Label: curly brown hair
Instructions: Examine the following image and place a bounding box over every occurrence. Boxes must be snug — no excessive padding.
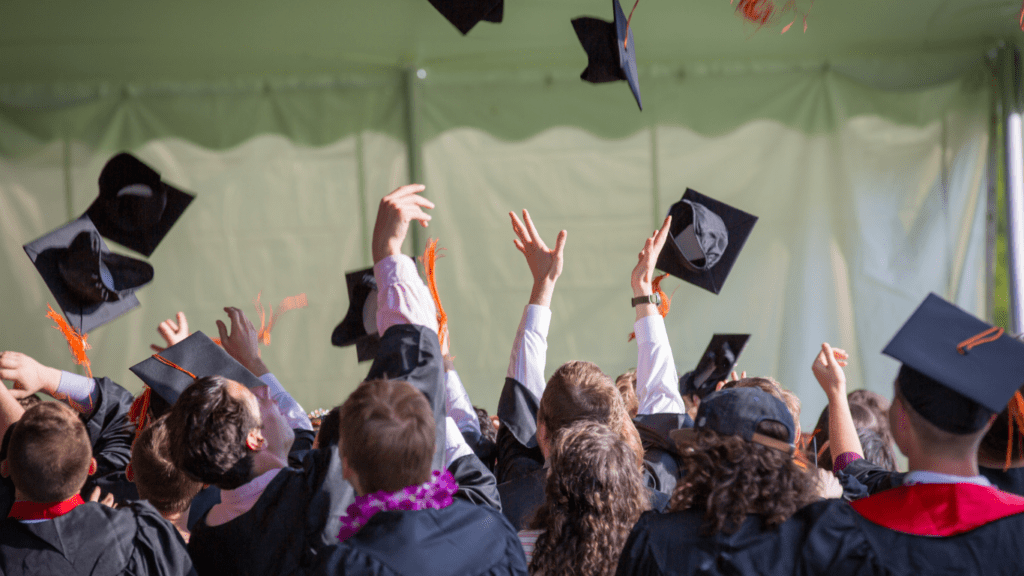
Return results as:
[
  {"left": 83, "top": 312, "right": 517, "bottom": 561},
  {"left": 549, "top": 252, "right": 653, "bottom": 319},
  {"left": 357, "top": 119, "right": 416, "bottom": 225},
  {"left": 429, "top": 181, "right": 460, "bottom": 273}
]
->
[
  {"left": 669, "top": 420, "right": 818, "bottom": 536},
  {"left": 527, "top": 421, "right": 650, "bottom": 576}
]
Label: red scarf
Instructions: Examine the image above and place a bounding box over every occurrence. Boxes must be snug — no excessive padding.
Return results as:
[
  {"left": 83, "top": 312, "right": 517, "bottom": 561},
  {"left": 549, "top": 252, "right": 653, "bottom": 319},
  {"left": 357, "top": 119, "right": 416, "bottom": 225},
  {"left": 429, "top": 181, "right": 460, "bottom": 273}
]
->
[{"left": 8, "top": 495, "right": 85, "bottom": 521}]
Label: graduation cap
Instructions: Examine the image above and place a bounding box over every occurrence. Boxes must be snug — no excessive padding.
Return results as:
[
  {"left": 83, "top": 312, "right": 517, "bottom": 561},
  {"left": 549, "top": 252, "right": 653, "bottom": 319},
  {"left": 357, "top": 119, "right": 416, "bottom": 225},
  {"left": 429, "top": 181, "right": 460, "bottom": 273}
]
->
[
  {"left": 655, "top": 188, "right": 758, "bottom": 294},
  {"left": 331, "top": 267, "right": 381, "bottom": 363},
  {"left": 883, "top": 293, "right": 1024, "bottom": 434},
  {"left": 428, "top": 0, "right": 503, "bottom": 35},
  {"left": 678, "top": 334, "right": 750, "bottom": 399},
  {"left": 85, "top": 152, "right": 195, "bottom": 257},
  {"left": 671, "top": 387, "right": 796, "bottom": 454},
  {"left": 24, "top": 216, "right": 153, "bottom": 334},
  {"left": 572, "top": 0, "right": 642, "bottom": 110}
]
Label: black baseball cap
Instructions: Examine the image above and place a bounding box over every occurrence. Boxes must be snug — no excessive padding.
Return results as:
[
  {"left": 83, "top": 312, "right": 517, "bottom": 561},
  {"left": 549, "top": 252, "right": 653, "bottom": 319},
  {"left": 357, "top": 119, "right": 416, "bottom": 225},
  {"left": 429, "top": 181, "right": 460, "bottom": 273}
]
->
[
  {"left": 656, "top": 188, "right": 758, "bottom": 294},
  {"left": 883, "top": 293, "right": 1024, "bottom": 434},
  {"left": 24, "top": 216, "right": 152, "bottom": 334},
  {"left": 671, "top": 387, "right": 796, "bottom": 454},
  {"left": 427, "top": 0, "right": 503, "bottom": 35},
  {"left": 572, "top": 0, "right": 642, "bottom": 110},
  {"left": 85, "top": 153, "right": 195, "bottom": 257},
  {"left": 331, "top": 267, "right": 381, "bottom": 363},
  {"left": 679, "top": 334, "right": 750, "bottom": 399}
]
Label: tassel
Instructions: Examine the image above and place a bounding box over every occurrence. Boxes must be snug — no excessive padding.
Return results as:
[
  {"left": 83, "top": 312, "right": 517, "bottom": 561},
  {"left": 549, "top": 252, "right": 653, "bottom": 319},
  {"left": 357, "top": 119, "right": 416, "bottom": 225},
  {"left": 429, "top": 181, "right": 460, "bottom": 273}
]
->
[
  {"left": 128, "top": 386, "right": 152, "bottom": 436},
  {"left": 628, "top": 273, "right": 672, "bottom": 342},
  {"left": 422, "top": 239, "right": 449, "bottom": 351},
  {"left": 1006, "top": 391, "right": 1024, "bottom": 471},
  {"left": 211, "top": 292, "right": 309, "bottom": 347},
  {"left": 45, "top": 304, "right": 92, "bottom": 378}
]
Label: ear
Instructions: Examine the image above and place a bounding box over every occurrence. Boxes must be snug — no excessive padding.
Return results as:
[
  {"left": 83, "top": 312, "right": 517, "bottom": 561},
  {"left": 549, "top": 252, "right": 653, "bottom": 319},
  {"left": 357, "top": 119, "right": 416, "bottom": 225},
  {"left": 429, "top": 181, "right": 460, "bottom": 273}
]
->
[
  {"left": 88, "top": 458, "right": 97, "bottom": 476},
  {"left": 125, "top": 462, "right": 135, "bottom": 482},
  {"left": 0, "top": 460, "right": 8, "bottom": 478},
  {"left": 245, "top": 428, "right": 266, "bottom": 451}
]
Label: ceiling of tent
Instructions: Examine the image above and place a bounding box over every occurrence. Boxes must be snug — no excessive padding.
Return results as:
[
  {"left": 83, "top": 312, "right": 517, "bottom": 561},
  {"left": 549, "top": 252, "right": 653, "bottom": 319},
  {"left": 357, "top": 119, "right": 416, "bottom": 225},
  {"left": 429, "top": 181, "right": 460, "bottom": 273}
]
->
[{"left": 2, "top": 0, "right": 1023, "bottom": 86}]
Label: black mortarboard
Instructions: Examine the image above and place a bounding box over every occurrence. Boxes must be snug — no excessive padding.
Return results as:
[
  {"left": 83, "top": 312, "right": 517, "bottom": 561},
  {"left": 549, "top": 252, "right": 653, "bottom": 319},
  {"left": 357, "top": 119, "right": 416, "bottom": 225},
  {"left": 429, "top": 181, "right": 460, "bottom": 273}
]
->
[
  {"left": 656, "top": 188, "right": 758, "bottom": 294},
  {"left": 85, "top": 152, "right": 195, "bottom": 257},
  {"left": 571, "top": 0, "right": 642, "bottom": 110},
  {"left": 130, "top": 331, "right": 264, "bottom": 405},
  {"left": 679, "top": 334, "right": 750, "bottom": 399},
  {"left": 883, "top": 293, "right": 1024, "bottom": 434},
  {"left": 331, "top": 267, "right": 381, "bottom": 363},
  {"left": 24, "top": 216, "right": 153, "bottom": 334},
  {"left": 427, "top": 0, "right": 503, "bottom": 35}
]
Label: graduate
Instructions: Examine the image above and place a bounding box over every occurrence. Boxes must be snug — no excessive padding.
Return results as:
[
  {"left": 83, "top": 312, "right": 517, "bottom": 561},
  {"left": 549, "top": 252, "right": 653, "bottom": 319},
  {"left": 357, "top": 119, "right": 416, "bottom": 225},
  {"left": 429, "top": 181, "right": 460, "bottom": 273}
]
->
[
  {"left": 130, "top": 415, "right": 204, "bottom": 542},
  {"left": 0, "top": 400, "right": 194, "bottom": 575},
  {"left": 804, "top": 294, "right": 1024, "bottom": 575},
  {"left": 310, "top": 378, "right": 528, "bottom": 576}
]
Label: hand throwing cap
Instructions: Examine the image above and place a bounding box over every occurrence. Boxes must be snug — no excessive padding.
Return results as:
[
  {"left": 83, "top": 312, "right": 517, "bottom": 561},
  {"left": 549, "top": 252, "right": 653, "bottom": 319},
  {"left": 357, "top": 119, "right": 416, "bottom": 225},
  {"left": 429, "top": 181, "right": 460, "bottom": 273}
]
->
[
  {"left": 883, "top": 293, "right": 1024, "bottom": 434},
  {"left": 656, "top": 188, "right": 758, "bottom": 294},
  {"left": 428, "top": 0, "right": 503, "bottom": 35},
  {"left": 85, "top": 152, "right": 195, "bottom": 257},
  {"left": 671, "top": 387, "right": 796, "bottom": 454},
  {"left": 331, "top": 267, "right": 381, "bottom": 363},
  {"left": 24, "top": 215, "right": 153, "bottom": 333},
  {"left": 130, "top": 331, "right": 265, "bottom": 405},
  {"left": 679, "top": 334, "right": 750, "bottom": 399},
  {"left": 572, "top": 0, "right": 642, "bottom": 110}
]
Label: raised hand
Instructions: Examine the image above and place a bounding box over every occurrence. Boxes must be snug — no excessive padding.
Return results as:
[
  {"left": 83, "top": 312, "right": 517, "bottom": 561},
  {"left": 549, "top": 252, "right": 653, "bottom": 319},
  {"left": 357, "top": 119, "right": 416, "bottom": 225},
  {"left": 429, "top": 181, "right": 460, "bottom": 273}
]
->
[
  {"left": 812, "top": 343, "right": 849, "bottom": 400},
  {"left": 151, "top": 312, "right": 190, "bottom": 353},
  {"left": 0, "top": 351, "right": 61, "bottom": 399},
  {"left": 509, "top": 209, "right": 567, "bottom": 307},
  {"left": 372, "top": 184, "right": 435, "bottom": 264},
  {"left": 631, "top": 215, "right": 672, "bottom": 297},
  {"left": 217, "top": 307, "right": 269, "bottom": 377}
]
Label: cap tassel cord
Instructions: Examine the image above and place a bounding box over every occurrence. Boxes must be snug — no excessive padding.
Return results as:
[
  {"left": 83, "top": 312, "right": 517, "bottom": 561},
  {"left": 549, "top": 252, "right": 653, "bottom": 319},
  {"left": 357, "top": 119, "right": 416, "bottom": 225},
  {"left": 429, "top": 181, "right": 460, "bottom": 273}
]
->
[
  {"left": 956, "top": 326, "right": 1004, "bottom": 355},
  {"left": 45, "top": 304, "right": 92, "bottom": 378},
  {"left": 628, "top": 273, "right": 672, "bottom": 342},
  {"left": 1007, "top": 391, "right": 1024, "bottom": 471},
  {"left": 623, "top": 0, "right": 640, "bottom": 49},
  {"left": 128, "top": 387, "right": 152, "bottom": 436},
  {"left": 422, "top": 239, "right": 449, "bottom": 351}
]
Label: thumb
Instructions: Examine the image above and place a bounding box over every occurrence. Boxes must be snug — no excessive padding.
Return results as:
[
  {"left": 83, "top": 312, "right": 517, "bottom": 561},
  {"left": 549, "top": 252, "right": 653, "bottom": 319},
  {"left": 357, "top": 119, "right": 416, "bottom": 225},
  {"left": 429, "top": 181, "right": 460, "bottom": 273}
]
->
[{"left": 150, "top": 344, "right": 166, "bottom": 353}]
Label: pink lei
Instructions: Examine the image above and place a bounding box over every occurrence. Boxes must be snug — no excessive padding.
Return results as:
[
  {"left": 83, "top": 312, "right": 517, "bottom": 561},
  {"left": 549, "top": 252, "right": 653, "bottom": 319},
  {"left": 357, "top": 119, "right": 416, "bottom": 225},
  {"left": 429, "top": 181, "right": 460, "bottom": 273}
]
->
[{"left": 337, "top": 470, "right": 458, "bottom": 541}]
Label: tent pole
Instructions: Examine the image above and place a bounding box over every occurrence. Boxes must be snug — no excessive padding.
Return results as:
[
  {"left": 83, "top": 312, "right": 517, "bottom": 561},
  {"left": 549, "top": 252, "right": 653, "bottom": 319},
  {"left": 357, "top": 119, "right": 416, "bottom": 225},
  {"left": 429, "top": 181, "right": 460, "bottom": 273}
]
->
[
  {"left": 1001, "top": 44, "right": 1024, "bottom": 334},
  {"left": 403, "top": 68, "right": 424, "bottom": 255}
]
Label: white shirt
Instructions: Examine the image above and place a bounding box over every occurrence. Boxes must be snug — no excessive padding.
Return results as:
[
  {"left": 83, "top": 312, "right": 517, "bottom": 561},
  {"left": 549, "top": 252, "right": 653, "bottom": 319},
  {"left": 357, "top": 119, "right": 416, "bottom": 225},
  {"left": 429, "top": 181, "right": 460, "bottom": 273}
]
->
[
  {"left": 633, "top": 314, "right": 686, "bottom": 415},
  {"left": 507, "top": 304, "right": 551, "bottom": 401}
]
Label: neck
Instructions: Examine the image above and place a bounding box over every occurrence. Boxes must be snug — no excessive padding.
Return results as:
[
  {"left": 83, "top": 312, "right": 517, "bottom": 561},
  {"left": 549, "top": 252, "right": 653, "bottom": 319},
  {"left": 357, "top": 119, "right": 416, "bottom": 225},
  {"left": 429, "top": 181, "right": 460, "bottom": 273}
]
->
[
  {"left": 250, "top": 450, "right": 288, "bottom": 477},
  {"left": 162, "top": 508, "right": 191, "bottom": 543},
  {"left": 908, "top": 452, "right": 981, "bottom": 478}
]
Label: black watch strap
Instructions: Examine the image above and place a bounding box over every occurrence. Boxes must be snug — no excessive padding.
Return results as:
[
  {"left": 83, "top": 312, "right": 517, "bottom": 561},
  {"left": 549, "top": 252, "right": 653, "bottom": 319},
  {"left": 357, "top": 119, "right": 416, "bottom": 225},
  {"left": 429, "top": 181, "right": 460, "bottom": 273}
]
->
[{"left": 631, "top": 294, "right": 661, "bottom": 307}]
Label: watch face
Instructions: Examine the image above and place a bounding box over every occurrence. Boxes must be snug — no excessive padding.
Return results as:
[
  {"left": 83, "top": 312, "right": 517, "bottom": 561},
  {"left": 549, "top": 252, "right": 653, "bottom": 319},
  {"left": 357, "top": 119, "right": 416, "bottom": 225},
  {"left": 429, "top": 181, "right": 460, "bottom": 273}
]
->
[{"left": 652, "top": 293, "right": 662, "bottom": 306}]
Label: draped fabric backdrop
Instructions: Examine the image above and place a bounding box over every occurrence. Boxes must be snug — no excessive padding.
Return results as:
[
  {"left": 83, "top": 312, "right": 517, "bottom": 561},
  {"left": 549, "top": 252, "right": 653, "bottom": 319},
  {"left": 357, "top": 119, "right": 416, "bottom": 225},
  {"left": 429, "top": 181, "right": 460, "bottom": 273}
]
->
[{"left": 0, "top": 59, "right": 993, "bottom": 428}]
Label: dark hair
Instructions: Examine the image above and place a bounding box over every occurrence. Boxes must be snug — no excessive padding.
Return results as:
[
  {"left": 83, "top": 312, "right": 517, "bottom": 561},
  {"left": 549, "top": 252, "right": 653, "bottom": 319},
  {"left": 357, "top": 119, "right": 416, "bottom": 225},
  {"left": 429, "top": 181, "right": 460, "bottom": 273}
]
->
[
  {"left": 132, "top": 415, "right": 203, "bottom": 515},
  {"left": 528, "top": 421, "right": 649, "bottom": 576},
  {"left": 616, "top": 369, "right": 639, "bottom": 419},
  {"left": 16, "top": 394, "right": 42, "bottom": 410},
  {"left": 339, "top": 379, "right": 434, "bottom": 494},
  {"left": 857, "top": 427, "right": 898, "bottom": 472},
  {"left": 670, "top": 420, "right": 818, "bottom": 535},
  {"left": 316, "top": 406, "right": 342, "bottom": 450},
  {"left": 165, "top": 375, "right": 259, "bottom": 490},
  {"left": 475, "top": 406, "right": 497, "bottom": 445},
  {"left": 978, "top": 385, "right": 1024, "bottom": 465},
  {"left": 8, "top": 402, "right": 92, "bottom": 502}
]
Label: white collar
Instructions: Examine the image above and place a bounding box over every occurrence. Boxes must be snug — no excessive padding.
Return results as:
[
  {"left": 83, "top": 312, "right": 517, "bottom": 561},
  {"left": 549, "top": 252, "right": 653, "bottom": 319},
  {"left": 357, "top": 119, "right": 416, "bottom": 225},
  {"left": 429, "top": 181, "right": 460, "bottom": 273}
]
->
[{"left": 903, "top": 470, "right": 991, "bottom": 487}]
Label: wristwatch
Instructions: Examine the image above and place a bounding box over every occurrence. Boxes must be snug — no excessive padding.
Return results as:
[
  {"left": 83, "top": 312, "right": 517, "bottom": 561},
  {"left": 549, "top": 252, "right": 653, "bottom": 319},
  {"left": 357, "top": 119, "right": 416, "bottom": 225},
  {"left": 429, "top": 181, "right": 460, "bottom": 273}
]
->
[{"left": 631, "top": 293, "right": 662, "bottom": 307}]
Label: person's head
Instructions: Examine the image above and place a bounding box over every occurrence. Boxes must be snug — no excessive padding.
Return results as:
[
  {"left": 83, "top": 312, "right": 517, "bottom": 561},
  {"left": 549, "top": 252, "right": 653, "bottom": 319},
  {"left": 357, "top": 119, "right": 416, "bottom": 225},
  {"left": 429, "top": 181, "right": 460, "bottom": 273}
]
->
[
  {"left": 131, "top": 414, "right": 203, "bottom": 516},
  {"left": 166, "top": 375, "right": 292, "bottom": 489},
  {"left": 723, "top": 377, "right": 802, "bottom": 439},
  {"left": 338, "top": 379, "right": 435, "bottom": 495},
  {"left": 857, "top": 427, "right": 898, "bottom": 472},
  {"left": 616, "top": 369, "right": 639, "bottom": 419},
  {"left": 16, "top": 394, "right": 42, "bottom": 411},
  {"left": 475, "top": 406, "right": 498, "bottom": 445},
  {"left": 528, "top": 421, "right": 649, "bottom": 576},
  {"left": 670, "top": 388, "right": 817, "bottom": 535},
  {"left": 313, "top": 405, "right": 342, "bottom": 450},
  {"left": 978, "top": 386, "right": 1024, "bottom": 467},
  {"left": 811, "top": 396, "right": 897, "bottom": 470},
  {"left": 847, "top": 389, "right": 891, "bottom": 422},
  {"left": 537, "top": 361, "right": 642, "bottom": 467},
  {"left": 2, "top": 402, "right": 96, "bottom": 502}
]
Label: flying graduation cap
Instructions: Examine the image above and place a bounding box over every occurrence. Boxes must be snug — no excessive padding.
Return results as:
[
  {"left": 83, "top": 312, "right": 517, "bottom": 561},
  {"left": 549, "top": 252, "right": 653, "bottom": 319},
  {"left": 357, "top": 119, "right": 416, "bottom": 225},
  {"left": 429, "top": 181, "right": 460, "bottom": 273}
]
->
[
  {"left": 572, "top": 0, "right": 642, "bottom": 110},
  {"left": 679, "top": 334, "right": 750, "bottom": 399},
  {"left": 883, "top": 293, "right": 1024, "bottom": 434},
  {"left": 24, "top": 216, "right": 153, "bottom": 334},
  {"left": 85, "top": 153, "right": 195, "bottom": 257},
  {"left": 331, "top": 267, "right": 382, "bottom": 363},
  {"left": 428, "top": 0, "right": 503, "bottom": 35},
  {"left": 656, "top": 188, "right": 758, "bottom": 294}
]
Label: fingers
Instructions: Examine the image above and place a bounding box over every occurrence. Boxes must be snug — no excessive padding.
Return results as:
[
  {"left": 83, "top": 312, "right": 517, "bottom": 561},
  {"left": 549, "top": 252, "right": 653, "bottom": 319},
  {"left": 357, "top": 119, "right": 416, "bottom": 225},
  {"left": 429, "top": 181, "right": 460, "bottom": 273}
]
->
[
  {"left": 652, "top": 215, "right": 672, "bottom": 252},
  {"left": 387, "top": 183, "right": 427, "bottom": 199},
  {"left": 216, "top": 319, "right": 229, "bottom": 343},
  {"left": 730, "top": 371, "right": 740, "bottom": 382},
  {"left": 101, "top": 492, "right": 116, "bottom": 508},
  {"left": 553, "top": 230, "right": 568, "bottom": 259},
  {"left": 175, "top": 311, "right": 188, "bottom": 333},
  {"left": 509, "top": 212, "right": 527, "bottom": 242},
  {"left": 89, "top": 486, "right": 102, "bottom": 502},
  {"left": 8, "top": 388, "right": 34, "bottom": 400},
  {"left": 513, "top": 238, "right": 526, "bottom": 255},
  {"left": 522, "top": 210, "right": 547, "bottom": 250},
  {"left": 150, "top": 344, "right": 166, "bottom": 353}
]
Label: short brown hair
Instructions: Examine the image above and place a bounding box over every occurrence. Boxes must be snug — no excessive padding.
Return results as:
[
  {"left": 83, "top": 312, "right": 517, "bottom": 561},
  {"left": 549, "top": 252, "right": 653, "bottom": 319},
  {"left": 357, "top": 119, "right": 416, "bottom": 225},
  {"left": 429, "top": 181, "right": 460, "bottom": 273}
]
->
[
  {"left": 616, "top": 369, "right": 639, "bottom": 419},
  {"left": 8, "top": 402, "right": 92, "bottom": 502},
  {"left": 339, "top": 379, "right": 434, "bottom": 494},
  {"left": 132, "top": 415, "right": 203, "bottom": 515}
]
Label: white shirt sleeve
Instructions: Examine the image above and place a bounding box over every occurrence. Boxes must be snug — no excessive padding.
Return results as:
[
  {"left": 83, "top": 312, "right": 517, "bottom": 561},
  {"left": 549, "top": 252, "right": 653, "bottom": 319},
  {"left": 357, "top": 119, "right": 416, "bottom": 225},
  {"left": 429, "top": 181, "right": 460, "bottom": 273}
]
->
[
  {"left": 445, "top": 370, "right": 481, "bottom": 436},
  {"left": 634, "top": 314, "right": 686, "bottom": 415},
  {"left": 506, "top": 304, "right": 551, "bottom": 401},
  {"left": 260, "top": 373, "right": 313, "bottom": 431},
  {"left": 444, "top": 416, "right": 475, "bottom": 468},
  {"left": 53, "top": 371, "right": 98, "bottom": 415},
  {"left": 374, "top": 255, "right": 438, "bottom": 334}
]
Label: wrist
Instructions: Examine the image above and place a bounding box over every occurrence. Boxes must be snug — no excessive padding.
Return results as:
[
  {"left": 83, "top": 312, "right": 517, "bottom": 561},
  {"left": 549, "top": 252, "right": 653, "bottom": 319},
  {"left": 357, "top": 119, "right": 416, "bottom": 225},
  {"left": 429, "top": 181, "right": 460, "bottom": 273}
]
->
[
  {"left": 825, "top": 386, "right": 848, "bottom": 402},
  {"left": 247, "top": 358, "right": 271, "bottom": 378},
  {"left": 40, "top": 366, "right": 62, "bottom": 396},
  {"left": 632, "top": 284, "right": 653, "bottom": 298},
  {"left": 529, "top": 279, "right": 555, "bottom": 308}
]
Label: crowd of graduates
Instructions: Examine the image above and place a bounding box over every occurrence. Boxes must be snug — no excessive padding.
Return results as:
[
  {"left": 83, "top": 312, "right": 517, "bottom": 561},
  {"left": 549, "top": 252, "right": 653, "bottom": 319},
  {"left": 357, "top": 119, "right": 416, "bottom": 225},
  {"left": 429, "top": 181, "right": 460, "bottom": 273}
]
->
[{"left": 2, "top": 181, "right": 1024, "bottom": 576}]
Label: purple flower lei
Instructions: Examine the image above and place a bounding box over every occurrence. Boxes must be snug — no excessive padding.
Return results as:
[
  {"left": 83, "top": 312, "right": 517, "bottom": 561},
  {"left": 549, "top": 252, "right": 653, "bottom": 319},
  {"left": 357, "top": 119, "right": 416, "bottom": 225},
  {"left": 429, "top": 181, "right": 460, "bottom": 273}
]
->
[{"left": 337, "top": 470, "right": 458, "bottom": 541}]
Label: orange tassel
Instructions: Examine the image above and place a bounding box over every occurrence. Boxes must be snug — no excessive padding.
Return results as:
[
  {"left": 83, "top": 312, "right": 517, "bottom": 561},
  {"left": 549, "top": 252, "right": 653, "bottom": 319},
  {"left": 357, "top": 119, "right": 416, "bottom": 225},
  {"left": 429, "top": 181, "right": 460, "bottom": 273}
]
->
[
  {"left": 628, "top": 273, "right": 672, "bottom": 342},
  {"left": 254, "top": 292, "right": 308, "bottom": 346},
  {"left": 45, "top": 304, "right": 92, "bottom": 378},
  {"left": 1006, "top": 391, "right": 1024, "bottom": 471},
  {"left": 422, "top": 239, "right": 448, "bottom": 351},
  {"left": 128, "top": 386, "right": 152, "bottom": 436}
]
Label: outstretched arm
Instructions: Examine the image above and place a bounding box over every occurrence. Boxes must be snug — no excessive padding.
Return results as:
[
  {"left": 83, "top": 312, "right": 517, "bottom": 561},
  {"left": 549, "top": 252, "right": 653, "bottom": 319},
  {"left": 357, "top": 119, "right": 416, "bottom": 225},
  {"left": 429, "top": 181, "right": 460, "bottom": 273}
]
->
[
  {"left": 812, "top": 343, "right": 863, "bottom": 470},
  {"left": 631, "top": 216, "right": 685, "bottom": 415}
]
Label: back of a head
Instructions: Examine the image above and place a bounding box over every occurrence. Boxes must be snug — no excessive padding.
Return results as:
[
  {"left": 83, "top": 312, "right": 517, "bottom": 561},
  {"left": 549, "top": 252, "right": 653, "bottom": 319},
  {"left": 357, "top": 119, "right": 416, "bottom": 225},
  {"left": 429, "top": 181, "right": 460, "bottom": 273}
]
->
[
  {"left": 616, "top": 369, "right": 639, "bottom": 419},
  {"left": 724, "top": 377, "right": 801, "bottom": 424},
  {"left": 339, "top": 379, "right": 435, "bottom": 494},
  {"left": 894, "top": 367, "right": 993, "bottom": 459},
  {"left": 528, "top": 421, "right": 649, "bottom": 576},
  {"left": 8, "top": 402, "right": 92, "bottom": 503},
  {"left": 539, "top": 361, "right": 618, "bottom": 438},
  {"left": 316, "top": 405, "right": 343, "bottom": 450},
  {"left": 132, "top": 414, "right": 203, "bottom": 515},
  {"left": 165, "top": 375, "right": 259, "bottom": 490}
]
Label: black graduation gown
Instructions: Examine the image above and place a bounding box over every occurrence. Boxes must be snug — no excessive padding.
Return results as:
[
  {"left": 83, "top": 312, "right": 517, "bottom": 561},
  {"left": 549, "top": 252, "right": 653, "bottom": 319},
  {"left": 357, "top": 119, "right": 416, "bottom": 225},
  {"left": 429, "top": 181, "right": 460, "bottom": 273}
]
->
[
  {"left": 633, "top": 412, "right": 692, "bottom": 495},
  {"left": 980, "top": 465, "right": 1024, "bottom": 496},
  {"left": 0, "top": 500, "right": 195, "bottom": 576},
  {"left": 495, "top": 377, "right": 544, "bottom": 485},
  {"left": 310, "top": 500, "right": 528, "bottom": 576},
  {"left": 843, "top": 457, "right": 1024, "bottom": 498}
]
